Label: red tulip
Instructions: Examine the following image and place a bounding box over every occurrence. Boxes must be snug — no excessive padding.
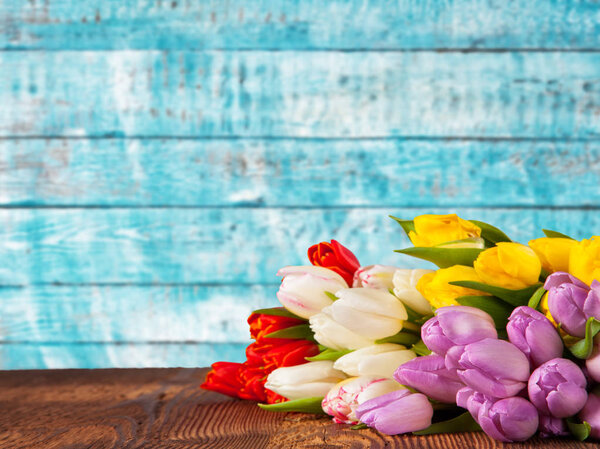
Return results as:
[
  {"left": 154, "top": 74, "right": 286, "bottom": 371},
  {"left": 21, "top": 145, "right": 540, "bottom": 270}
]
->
[
  {"left": 201, "top": 361, "right": 246, "bottom": 398},
  {"left": 308, "top": 239, "right": 360, "bottom": 285},
  {"left": 246, "top": 339, "right": 319, "bottom": 372},
  {"left": 247, "top": 311, "right": 305, "bottom": 341}
]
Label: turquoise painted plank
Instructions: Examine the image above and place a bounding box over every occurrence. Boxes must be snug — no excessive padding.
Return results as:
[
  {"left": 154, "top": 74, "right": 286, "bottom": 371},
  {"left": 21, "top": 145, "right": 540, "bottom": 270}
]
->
[
  {"left": 2, "top": 0, "right": 600, "bottom": 50},
  {"left": 0, "top": 284, "right": 277, "bottom": 343},
  {"left": 0, "top": 342, "right": 246, "bottom": 369},
  {"left": 2, "top": 51, "right": 600, "bottom": 138},
  {"left": 1, "top": 138, "right": 600, "bottom": 207},
  {"left": 0, "top": 207, "right": 596, "bottom": 285}
]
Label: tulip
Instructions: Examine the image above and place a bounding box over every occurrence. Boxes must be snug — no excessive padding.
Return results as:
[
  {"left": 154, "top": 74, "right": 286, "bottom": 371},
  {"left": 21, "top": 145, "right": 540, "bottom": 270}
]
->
[
  {"left": 545, "top": 272, "right": 600, "bottom": 337},
  {"left": 308, "top": 239, "right": 360, "bottom": 286},
  {"left": 327, "top": 288, "right": 408, "bottom": 340},
  {"left": 276, "top": 266, "right": 348, "bottom": 319},
  {"left": 539, "top": 415, "right": 569, "bottom": 438},
  {"left": 528, "top": 358, "right": 588, "bottom": 418},
  {"left": 245, "top": 339, "right": 320, "bottom": 373},
  {"left": 394, "top": 354, "right": 464, "bottom": 403},
  {"left": 445, "top": 338, "right": 530, "bottom": 398},
  {"left": 408, "top": 214, "right": 481, "bottom": 247},
  {"left": 529, "top": 237, "right": 576, "bottom": 273},
  {"left": 201, "top": 361, "right": 246, "bottom": 398},
  {"left": 456, "top": 387, "right": 491, "bottom": 417},
  {"left": 334, "top": 344, "right": 417, "bottom": 378},
  {"left": 322, "top": 376, "right": 404, "bottom": 424},
  {"left": 421, "top": 306, "right": 497, "bottom": 356},
  {"left": 247, "top": 311, "right": 307, "bottom": 342},
  {"left": 309, "top": 310, "right": 374, "bottom": 350},
  {"left": 264, "top": 361, "right": 346, "bottom": 400},
  {"left": 474, "top": 242, "right": 541, "bottom": 289},
  {"left": 352, "top": 265, "right": 397, "bottom": 289},
  {"left": 416, "top": 265, "right": 491, "bottom": 309},
  {"left": 392, "top": 268, "right": 434, "bottom": 315},
  {"left": 506, "top": 306, "right": 563, "bottom": 368},
  {"left": 355, "top": 389, "right": 434, "bottom": 435},
  {"left": 579, "top": 387, "right": 600, "bottom": 440},
  {"left": 586, "top": 338, "right": 600, "bottom": 383},
  {"left": 569, "top": 236, "right": 600, "bottom": 286}
]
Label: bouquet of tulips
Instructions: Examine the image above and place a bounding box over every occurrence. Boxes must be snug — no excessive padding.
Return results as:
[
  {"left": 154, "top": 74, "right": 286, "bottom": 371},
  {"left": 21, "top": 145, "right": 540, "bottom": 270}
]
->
[{"left": 201, "top": 214, "right": 600, "bottom": 443}]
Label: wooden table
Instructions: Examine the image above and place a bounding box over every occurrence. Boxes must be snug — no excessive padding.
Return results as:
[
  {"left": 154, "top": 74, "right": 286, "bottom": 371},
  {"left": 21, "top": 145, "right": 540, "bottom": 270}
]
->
[{"left": 0, "top": 368, "right": 593, "bottom": 448}]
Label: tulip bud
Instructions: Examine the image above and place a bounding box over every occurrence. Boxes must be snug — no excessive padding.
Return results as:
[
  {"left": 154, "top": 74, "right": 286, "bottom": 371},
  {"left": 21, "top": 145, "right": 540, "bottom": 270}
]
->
[
  {"left": 264, "top": 361, "right": 346, "bottom": 401},
  {"left": 586, "top": 337, "right": 600, "bottom": 383},
  {"left": 545, "top": 272, "right": 599, "bottom": 338},
  {"left": 421, "top": 306, "right": 497, "bottom": 356},
  {"left": 579, "top": 387, "right": 600, "bottom": 440},
  {"left": 322, "top": 376, "right": 404, "bottom": 424},
  {"left": 408, "top": 214, "right": 481, "bottom": 247},
  {"left": 506, "top": 306, "right": 564, "bottom": 368},
  {"left": 539, "top": 415, "right": 569, "bottom": 438},
  {"left": 416, "top": 265, "right": 491, "bottom": 309},
  {"left": 474, "top": 242, "right": 542, "bottom": 290},
  {"left": 392, "top": 269, "right": 434, "bottom": 315},
  {"left": 352, "top": 265, "right": 397, "bottom": 289},
  {"left": 394, "top": 354, "right": 464, "bottom": 403},
  {"left": 355, "top": 389, "right": 434, "bottom": 435},
  {"left": 276, "top": 266, "right": 348, "bottom": 319},
  {"left": 528, "top": 358, "right": 588, "bottom": 418},
  {"left": 309, "top": 310, "right": 374, "bottom": 350},
  {"left": 445, "top": 338, "right": 530, "bottom": 398},
  {"left": 334, "top": 344, "right": 417, "bottom": 378},
  {"left": 308, "top": 239, "right": 360, "bottom": 286},
  {"left": 569, "top": 236, "right": 600, "bottom": 286},
  {"left": 529, "top": 237, "right": 577, "bottom": 274},
  {"left": 327, "top": 288, "right": 408, "bottom": 340}
]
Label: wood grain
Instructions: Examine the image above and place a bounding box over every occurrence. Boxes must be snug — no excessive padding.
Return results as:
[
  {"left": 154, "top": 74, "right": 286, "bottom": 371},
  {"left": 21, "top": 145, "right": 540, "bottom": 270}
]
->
[
  {"left": 0, "top": 368, "right": 593, "bottom": 448},
  {"left": 2, "top": 138, "right": 600, "bottom": 207},
  {"left": 2, "top": 51, "right": 600, "bottom": 138},
  {"left": 2, "top": 0, "right": 600, "bottom": 50}
]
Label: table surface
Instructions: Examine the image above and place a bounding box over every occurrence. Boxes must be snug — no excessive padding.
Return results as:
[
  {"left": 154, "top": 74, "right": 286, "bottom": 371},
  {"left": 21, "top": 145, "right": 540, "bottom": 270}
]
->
[{"left": 0, "top": 368, "right": 594, "bottom": 449}]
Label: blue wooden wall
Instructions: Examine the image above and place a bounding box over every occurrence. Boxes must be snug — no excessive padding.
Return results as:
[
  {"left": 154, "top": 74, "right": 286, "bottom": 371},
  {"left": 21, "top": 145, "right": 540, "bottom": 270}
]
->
[{"left": 1, "top": 0, "right": 600, "bottom": 369}]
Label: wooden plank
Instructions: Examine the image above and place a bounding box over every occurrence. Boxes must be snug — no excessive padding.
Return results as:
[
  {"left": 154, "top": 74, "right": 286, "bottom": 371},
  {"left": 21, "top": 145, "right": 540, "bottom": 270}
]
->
[
  {"left": 0, "top": 207, "right": 596, "bottom": 285},
  {"left": 0, "top": 284, "right": 277, "bottom": 343},
  {"left": 2, "top": 0, "right": 600, "bottom": 50},
  {"left": 2, "top": 138, "right": 600, "bottom": 207},
  {"left": 2, "top": 51, "right": 600, "bottom": 138},
  {"left": 0, "top": 368, "right": 591, "bottom": 448},
  {"left": 0, "top": 343, "right": 245, "bottom": 369}
]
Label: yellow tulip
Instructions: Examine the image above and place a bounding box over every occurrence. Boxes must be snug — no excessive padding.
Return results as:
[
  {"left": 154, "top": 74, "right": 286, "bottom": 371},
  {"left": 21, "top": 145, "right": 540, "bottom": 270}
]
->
[
  {"left": 528, "top": 237, "right": 576, "bottom": 273},
  {"left": 408, "top": 214, "right": 481, "bottom": 247},
  {"left": 416, "top": 265, "right": 491, "bottom": 309},
  {"left": 474, "top": 242, "right": 541, "bottom": 290},
  {"left": 569, "top": 236, "right": 600, "bottom": 286}
]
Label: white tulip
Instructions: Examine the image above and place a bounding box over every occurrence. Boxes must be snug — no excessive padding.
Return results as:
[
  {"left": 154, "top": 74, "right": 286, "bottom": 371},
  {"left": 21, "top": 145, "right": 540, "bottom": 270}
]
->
[
  {"left": 322, "top": 376, "right": 405, "bottom": 424},
  {"left": 352, "top": 265, "right": 398, "bottom": 289},
  {"left": 392, "top": 269, "right": 434, "bottom": 315},
  {"left": 329, "top": 288, "right": 407, "bottom": 340},
  {"left": 334, "top": 344, "right": 417, "bottom": 378},
  {"left": 309, "top": 310, "right": 375, "bottom": 350},
  {"left": 264, "top": 361, "right": 347, "bottom": 400},
  {"left": 276, "top": 266, "right": 348, "bottom": 318}
]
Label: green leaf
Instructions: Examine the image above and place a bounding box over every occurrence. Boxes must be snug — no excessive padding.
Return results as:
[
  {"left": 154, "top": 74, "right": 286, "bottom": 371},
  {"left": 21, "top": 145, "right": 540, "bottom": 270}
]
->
[
  {"left": 265, "top": 324, "right": 314, "bottom": 340},
  {"left": 324, "top": 291, "right": 338, "bottom": 301},
  {"left": 455, "top": 295, "right": 513, "bottom": 329},
  {"left": 567, "top": 317, "right": 600, "bottom": 359},
  {"left": 258, "top": 397, "right": 325, "bottom": 414},
  {"left": 252, "top": 307, "right": 306, "bottom": 320},
  {"left": 543, "top": 229, "right": 575, "bottom": 240},
  {"left": 469, "top": 220, "right": 512, "bottom": 246},
  {"left": 395, "top": 247, "right": 484, "bottom": 268},
  {"left": 306, "top": 348, "right": 352, "bottom": 362},
  {"left": 567, "top": 418, "right": 591, "bottom": 441},
  {"left": 449, "top": 281, "right": 542, "bottom": 307},
  {"left": 389, "top": 216, "right": 415, "bottom": 236},
  {"left": 413, "top": 412, "right": 481, "bottom": 435},
  {"left": 351, "top": 423, "right": 368, "bottom": 430},
  {"left": 412, "top": 340, "right": 432, "bottom": 356},
  {"left": 434, "top": 237, "right": 485, "bottom": 249},
  {"left": 527, "top": 286, "right": 547, "bottom": 310},
  {"left": 376, "top": 332, "right": 420, "bottom": 346}
]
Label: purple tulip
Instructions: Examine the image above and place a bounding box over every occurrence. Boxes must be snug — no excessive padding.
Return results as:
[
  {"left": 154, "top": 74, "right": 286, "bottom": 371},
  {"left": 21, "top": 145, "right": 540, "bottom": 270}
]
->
[
  {"left": 394, "top": 354, "right": 464, "bottom": 403},
  {"left": 507, "top": 306, "right": 564, "bottom": 368},
  {"left": 586, "top": 338, "right": 600, "bottom": 383},
  {"left": 456, "top": 387, "right": 538, "bottom": 442},
  {"left": 355, "top": 389, "right": 433, "bottom": 435},
  {"left": 528, "top": 358, "right": 588, "bottom": 418},
  {"left": 539, "top": 415, "right": 568, "bottom": 438},
  {"left": 421, "top": 306, "right": 497, "bottom": 356},
  {"left": 445, "top": 338, "right": 530, "bottom": 398},
  {"left": 579, "top": 388, "right": 600, "bottom": 441},
  {"left": 545, "top": 272, "right": 600, "bottom": 338}
]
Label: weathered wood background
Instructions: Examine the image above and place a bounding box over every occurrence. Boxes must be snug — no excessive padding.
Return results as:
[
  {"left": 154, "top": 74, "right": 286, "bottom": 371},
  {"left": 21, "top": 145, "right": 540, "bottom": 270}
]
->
[{"left": 1, "top": 0, "right": 599, "bottom": 369}]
